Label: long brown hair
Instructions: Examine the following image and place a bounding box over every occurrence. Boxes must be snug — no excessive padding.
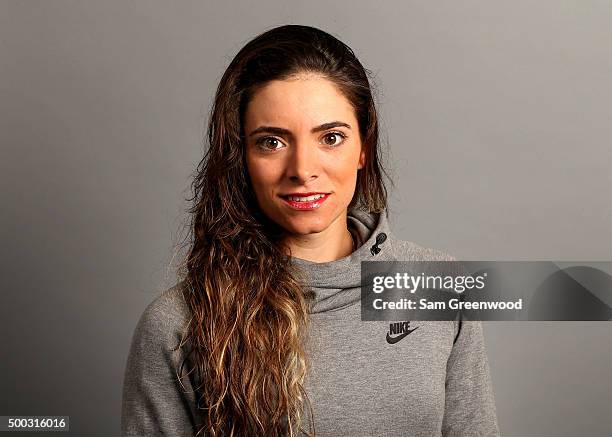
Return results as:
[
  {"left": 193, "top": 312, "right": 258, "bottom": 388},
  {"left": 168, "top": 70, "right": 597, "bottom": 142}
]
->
[{"left": 175, "top": 24, "right": 389, "bottom": 436}]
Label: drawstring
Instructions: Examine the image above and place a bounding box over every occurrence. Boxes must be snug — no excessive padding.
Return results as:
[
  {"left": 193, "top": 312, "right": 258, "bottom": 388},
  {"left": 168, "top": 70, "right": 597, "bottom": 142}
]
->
[{"left": 370, "top": 232, "right": 387, "bottom": 256}]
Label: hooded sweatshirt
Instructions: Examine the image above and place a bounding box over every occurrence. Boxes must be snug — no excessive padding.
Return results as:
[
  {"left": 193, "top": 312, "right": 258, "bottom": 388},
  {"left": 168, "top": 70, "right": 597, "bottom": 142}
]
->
[{"left": 121, "top": 207, "right": 500, "bottom": 436}]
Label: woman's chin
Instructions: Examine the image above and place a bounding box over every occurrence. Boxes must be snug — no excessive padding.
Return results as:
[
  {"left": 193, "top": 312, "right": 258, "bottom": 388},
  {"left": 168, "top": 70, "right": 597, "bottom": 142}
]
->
[{"left": 279, "top": 216, "right": 330, "bottom": 236}]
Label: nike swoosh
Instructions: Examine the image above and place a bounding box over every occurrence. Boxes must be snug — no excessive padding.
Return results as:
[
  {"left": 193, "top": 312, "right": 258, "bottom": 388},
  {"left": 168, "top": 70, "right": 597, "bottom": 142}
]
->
[{"left": 386, "top": 327, "right": 419, "bottom": 344}]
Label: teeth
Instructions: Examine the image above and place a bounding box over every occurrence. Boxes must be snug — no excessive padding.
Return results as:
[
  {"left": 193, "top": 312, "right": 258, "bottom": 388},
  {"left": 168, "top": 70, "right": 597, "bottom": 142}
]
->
[{"left": 287, "top": 194, "right": 326, "bottom": 202}]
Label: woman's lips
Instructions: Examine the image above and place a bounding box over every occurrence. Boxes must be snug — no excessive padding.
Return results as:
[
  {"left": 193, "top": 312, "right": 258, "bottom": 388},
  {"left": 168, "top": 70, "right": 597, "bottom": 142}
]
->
[{"left": 280, "top": 193, "right": 331, "bottom": 210}]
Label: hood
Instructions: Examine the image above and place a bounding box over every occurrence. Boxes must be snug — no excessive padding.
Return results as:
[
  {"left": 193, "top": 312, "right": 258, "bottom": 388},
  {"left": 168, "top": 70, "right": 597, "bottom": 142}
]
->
[{"left": 290, "top": 207, "right": 397, "bottom": 314}]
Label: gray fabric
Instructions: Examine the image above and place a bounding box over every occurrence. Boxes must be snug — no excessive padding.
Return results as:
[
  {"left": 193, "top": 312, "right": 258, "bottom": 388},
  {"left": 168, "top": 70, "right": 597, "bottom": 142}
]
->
[{"left": 121, "top": 207, "right": 500, "bottom": 436}]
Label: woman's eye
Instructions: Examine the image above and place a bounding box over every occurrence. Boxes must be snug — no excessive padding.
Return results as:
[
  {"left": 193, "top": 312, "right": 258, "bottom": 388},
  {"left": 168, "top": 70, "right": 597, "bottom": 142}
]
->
[
  {"left": 256, "top": 137, "right": 284, "bottom": 151},
  {"left": 322, "top": 132, "right": 346, "bottom": 147}
]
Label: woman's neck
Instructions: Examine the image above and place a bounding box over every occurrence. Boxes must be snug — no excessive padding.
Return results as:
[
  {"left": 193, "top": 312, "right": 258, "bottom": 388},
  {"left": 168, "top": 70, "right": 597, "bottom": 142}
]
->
[{"left": 283, "top": 214, "right": 355, "bottom": 263}]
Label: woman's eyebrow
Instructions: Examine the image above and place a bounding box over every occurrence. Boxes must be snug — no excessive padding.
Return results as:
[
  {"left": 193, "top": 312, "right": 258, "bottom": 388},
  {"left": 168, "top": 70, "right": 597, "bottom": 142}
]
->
[{"left": 248, "top": 121, "right": 351, "bottom": 137}]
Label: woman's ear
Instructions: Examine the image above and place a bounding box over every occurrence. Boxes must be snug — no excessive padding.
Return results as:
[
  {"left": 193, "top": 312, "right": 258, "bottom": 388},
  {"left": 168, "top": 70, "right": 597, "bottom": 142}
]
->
[{"left": 358, "top": 148, "right": 366, "bottom": 169}]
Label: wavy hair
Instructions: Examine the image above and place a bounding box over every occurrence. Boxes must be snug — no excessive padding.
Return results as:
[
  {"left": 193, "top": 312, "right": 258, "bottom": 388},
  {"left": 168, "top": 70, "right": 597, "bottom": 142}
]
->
[{"left": 175, "top": 24, "right": 389, "bottom": 436}]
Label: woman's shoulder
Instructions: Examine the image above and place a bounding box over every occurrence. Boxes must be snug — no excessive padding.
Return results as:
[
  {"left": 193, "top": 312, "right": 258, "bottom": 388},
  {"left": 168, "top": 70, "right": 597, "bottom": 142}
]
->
[{"left": 130, "top": 281, "right": 191, "bottom": 347}]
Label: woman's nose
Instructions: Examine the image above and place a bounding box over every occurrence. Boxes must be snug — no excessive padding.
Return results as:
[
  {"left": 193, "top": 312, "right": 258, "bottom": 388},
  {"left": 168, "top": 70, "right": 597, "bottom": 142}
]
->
[{"left": 286, "top": 142, "right": 319, "bottom": 183}]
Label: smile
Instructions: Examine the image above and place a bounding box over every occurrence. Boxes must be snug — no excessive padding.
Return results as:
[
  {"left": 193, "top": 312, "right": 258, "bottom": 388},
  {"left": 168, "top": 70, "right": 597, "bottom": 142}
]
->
[{"left": 280, "top": 192, "right": 331, "bottom": 210}]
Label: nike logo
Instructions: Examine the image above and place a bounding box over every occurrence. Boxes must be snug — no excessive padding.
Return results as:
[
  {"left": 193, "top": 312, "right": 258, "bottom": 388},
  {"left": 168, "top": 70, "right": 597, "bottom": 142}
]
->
[{"left": 386, "top": 321, "right": 419, "bottom": 344}]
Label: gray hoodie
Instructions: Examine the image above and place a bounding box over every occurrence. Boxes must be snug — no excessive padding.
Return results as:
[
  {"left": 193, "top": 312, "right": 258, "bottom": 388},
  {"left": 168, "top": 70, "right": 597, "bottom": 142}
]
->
[{"left": 121, "top": 207, "right": 500, "bottom": 436}]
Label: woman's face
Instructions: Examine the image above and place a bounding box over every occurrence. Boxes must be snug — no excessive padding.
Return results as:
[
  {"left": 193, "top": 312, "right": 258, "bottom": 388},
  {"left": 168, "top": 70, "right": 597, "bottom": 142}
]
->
[{"left": 244, "top": 73, "right": 365, "bottom": 236}]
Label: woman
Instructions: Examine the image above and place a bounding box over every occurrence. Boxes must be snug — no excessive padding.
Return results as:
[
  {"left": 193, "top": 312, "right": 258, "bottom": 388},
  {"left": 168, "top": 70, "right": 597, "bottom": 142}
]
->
[{"left": 121, "top": 24, "right": 500, "bottom": 437}]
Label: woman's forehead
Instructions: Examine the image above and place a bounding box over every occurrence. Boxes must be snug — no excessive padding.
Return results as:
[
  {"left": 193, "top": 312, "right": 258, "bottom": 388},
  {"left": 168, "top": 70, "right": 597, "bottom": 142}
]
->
[{"left": 244, "top": 77, "right": 356, "bottom": 130}]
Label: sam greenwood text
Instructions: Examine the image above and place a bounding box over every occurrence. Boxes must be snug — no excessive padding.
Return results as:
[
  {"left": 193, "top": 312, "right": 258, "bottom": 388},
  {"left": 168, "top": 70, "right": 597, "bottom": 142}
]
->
[{"left": 372, "top": 298, "right": 524, "bottom": 310}]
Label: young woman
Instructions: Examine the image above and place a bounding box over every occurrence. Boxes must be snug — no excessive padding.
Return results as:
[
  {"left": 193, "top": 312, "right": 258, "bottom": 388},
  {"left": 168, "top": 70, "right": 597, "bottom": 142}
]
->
[{"left": 121, "top": 24, "right": 500, "bottom": 437}]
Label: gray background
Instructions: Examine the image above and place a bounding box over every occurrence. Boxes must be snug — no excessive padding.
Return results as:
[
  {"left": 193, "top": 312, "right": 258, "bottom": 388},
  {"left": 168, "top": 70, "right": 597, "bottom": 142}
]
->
[{"left": 1, "top": 1, "right": 611, "bottom": 436}]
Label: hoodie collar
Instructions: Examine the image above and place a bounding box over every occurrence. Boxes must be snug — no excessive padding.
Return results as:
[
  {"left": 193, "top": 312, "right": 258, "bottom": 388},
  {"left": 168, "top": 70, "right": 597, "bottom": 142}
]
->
[{"left": 290, "top": 207, "right": 395, "bottom": 313}]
